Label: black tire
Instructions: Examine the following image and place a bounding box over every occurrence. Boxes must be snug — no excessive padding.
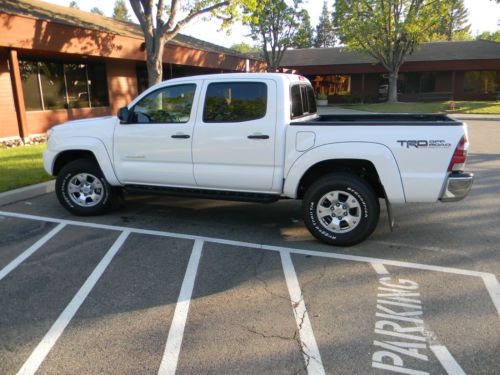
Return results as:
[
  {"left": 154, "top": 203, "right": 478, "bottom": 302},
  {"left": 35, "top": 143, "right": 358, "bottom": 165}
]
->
[
  {"left": 56, "top": 159, "right": 117, "bottom": 216},
  {"left": 303, "top": 173, "right": 379, "bottom": 246}
]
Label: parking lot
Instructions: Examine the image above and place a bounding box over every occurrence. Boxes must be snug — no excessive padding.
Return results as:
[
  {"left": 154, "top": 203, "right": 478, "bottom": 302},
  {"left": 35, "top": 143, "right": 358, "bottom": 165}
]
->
[{"left": 1, "top": 120, "right": 499, "bottom": 375}]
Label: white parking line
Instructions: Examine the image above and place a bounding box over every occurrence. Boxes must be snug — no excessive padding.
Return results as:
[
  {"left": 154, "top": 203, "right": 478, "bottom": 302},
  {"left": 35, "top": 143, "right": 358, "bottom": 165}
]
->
[
  {"left": 430, "top": 345, "right": 466, "bottom": 375},
  {"left": 0, "top": 223, "right": 65, "bottom": 282},
  {"left": 158, "top": 239, "right": 203, "bottom": 375},
  {"left": 1, "top": 210, "right": 499, "bottom": 317},
  {"left": 16, "top": 231, "right": 130, "bottom": 375},
  {"left": 371, "top": 263, "right": 389, "bottom": 275},
  {"left": 281, "top": 252, "right": 325, "bottom": 375}
]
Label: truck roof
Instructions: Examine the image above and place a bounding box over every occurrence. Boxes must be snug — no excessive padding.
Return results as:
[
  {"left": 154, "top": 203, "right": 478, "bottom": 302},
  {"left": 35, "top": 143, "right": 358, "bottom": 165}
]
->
[{"left": 158, "top": 72, "right": 308, "bottom": 84}]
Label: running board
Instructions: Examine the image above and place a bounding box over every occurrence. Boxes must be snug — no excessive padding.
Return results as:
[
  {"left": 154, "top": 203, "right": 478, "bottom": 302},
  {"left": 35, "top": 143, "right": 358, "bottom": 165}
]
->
[{"left": 124, "top": 184, "right": 280, "bottom": 203}]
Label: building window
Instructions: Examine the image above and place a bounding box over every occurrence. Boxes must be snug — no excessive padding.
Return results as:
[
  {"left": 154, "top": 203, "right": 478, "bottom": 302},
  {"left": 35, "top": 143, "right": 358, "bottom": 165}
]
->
[
  {"left": 20, "top": 59, "right": 109, "bottom": 111},
  {"left": 397, "top": 72, "right": 436, "bottom": 94},
  {"left": 203, "top": 82, "right": 267, "bottom": 123},
  {"left": 464, "top": 71, "right": 499, "bottom": 94},
  {"left": 310, "top": 75, "right": 351, "bottom": 96},
  {"left": 19, "top": 61, "right": 43, "bottom": 111}
]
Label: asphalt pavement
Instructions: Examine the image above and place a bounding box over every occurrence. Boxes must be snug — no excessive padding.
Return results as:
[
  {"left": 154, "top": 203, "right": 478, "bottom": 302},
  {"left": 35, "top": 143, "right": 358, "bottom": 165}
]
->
[{"left": 0, "top": 119, "right": 498, "bottom": 375}]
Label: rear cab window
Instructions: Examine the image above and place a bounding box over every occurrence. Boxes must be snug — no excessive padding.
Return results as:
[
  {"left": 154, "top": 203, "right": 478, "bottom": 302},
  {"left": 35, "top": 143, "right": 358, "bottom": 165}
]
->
[{"left": 291, "top": 83, "right": 317, "bottom": 120}]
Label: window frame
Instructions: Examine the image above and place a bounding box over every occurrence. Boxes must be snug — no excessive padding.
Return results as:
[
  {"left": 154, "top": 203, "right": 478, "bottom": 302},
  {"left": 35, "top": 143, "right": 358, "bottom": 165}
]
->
[
  {"left": 202, "top": 81, "right": 269, "bottom": 124},
  {"left": 290, "top": 83, "right": 317, "bottom": 120},
  {"left": 127, "top": 83, "right": 197, "bottom": 125},
  {"left": 19, "top": 58, "right": 109, "bottom": 112}
]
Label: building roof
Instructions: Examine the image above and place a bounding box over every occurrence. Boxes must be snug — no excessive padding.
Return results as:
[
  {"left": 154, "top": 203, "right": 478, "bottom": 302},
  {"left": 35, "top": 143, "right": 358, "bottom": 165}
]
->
[
  {"left": 281, "top": 40, "right": 500, "bottom": 67},
  {"left": 0, "top": 0, "right": 251, "bottom": 59}
]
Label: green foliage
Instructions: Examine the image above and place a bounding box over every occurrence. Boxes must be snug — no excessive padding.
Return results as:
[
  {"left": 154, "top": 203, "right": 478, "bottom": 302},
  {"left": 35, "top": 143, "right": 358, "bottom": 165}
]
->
[
  {"left": 113, "top": 0, "right": 131, "bottom": 22},
  {"left": 314, "top": 1, "right": 335, "bottom": 48},
  {"left": 245, "top": 0, "right": 304, "bottom": 71},
  {"left": 129, "top": 0, "right": 259, "bottom": 86},
  {"left": 230, "top": 42, "right": 261, "bottom": 53},
  {"left": 0, "top": 144, "right": 51, "bottom": 192},
  {"left": 69, "top": 1, "right": 79, "bottom": 9},
  {"left": 333, "top": 0, "right": 453, "bottom": 102},
  {"left": 477, "top": 30, "right": 500, "bottom": 42},
  {"left": 292, "top": 9, "right": 314, "bottom": 48},
  {"left": 432, "top": 0, "right": 471, "bottom": 41},
  {"left": 90, "top": 7, "right": 105, "bottom": 16}
]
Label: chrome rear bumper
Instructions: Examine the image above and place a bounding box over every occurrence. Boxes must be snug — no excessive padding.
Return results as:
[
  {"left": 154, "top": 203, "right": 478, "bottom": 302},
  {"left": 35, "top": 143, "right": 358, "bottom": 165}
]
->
[{"left": 440, "top": 172, "right": 474, "bottom": 202}]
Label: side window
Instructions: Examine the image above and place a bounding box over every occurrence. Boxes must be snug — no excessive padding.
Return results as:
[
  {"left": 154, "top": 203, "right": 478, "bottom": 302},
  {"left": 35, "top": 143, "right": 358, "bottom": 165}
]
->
[
  {"left": 291, "top": 84, "right": 317, "bottom": 119},
  {"left": 203, "top": 82, "right": 267, "bottom": 123},
  {"left": 306, "top": 85, "right": 317, "bottom": 114},
  {"left": 291, "top": 84, "right": 303, "bottom": 119},
  {"left": 131, "top": 84, "right": 196, "bottom": 124}
]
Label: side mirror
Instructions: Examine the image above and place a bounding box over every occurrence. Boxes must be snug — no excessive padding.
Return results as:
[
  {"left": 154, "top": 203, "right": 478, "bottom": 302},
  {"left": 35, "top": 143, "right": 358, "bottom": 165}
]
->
[{"left": 117, "top": 106, "right": 130, "bottom": 123}]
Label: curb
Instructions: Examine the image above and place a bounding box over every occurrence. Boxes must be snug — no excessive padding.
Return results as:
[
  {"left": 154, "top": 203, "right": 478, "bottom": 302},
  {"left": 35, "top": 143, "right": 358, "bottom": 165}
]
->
[{"left": 0, "top": 180, "right": 55, "bottom": 207}]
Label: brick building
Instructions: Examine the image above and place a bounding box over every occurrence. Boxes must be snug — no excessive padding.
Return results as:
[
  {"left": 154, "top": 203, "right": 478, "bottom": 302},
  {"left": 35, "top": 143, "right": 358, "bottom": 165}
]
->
[
  {"left": 281, "top": 41, "right": 500, "bottom": 104},
  {"left": 0, "top": 0, "right": 264, "bottom": 141}
]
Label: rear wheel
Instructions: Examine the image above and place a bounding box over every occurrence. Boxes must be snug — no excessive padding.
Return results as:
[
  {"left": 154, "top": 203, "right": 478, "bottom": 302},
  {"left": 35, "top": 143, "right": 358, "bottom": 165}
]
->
[
  {"left": 303, "top": 173, "right": 380, "bottom": 246},
  {"left": 56, "top": 159, "right": 117, "bottom": 216}
]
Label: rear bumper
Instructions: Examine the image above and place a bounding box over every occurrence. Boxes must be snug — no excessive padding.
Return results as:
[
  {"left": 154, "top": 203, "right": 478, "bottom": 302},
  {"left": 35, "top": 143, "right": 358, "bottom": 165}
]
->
[{"left": 440, "top": 172, "right": 474, "bottom": 202}]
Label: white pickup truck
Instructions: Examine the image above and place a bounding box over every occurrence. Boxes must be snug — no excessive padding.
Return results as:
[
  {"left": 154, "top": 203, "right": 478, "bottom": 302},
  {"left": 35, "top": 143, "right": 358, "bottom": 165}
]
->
[{"left": 43, "top": 73, "right": 473, "bottom": 246}]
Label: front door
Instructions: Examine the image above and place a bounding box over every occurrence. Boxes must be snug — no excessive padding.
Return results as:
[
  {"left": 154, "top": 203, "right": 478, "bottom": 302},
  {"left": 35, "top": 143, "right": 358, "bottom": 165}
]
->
[
  {"left": 114, "top": 83, "right": 198, "bottom": 187},
  {"left": 192, "top": 79, "right": 277, "bottom": 192}
]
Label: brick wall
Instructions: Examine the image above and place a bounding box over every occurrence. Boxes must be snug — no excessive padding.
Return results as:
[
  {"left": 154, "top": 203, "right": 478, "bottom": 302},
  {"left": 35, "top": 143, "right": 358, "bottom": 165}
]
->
[{"left": 0, "top": 54, "right": 21, "bottom": 138}]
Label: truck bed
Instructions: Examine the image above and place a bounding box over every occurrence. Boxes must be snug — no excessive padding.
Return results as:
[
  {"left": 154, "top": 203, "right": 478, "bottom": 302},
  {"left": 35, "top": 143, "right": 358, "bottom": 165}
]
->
[{"left": 293, "top": 114, "right": 463, "bottom": 126}]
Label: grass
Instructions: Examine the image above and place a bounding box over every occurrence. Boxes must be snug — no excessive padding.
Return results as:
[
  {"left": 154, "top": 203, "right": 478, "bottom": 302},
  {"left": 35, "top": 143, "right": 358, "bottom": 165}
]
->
[
  {"left": 338, "top": 101, "right": 500, "bottom": 114},
  {"left": 0, "top": 144, "right": 52, "bottom": 193}
]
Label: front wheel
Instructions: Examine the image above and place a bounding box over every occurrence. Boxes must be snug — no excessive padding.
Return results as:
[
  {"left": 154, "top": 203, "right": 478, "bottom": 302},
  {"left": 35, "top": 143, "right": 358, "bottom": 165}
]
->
[
  {"left": 56, "top": 159, "right": 117, "bottom": 216},
  {"left": 303, "top": 173, "right": 380, "bottom": 246}
]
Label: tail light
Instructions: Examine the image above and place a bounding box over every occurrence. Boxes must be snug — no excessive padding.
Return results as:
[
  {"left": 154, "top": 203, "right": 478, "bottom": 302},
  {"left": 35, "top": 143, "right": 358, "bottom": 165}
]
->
[{"left": 448, "top": 134, "right": 468, "bottom": 172}]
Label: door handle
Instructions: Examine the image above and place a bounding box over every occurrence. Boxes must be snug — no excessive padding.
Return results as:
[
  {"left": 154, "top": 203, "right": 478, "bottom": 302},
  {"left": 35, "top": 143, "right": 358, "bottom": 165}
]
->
[
  {"left": 247, "top": 134, "right": 269, "bottom": 140},
  {"left": 171, "top": 134, "right": 190, "bottom": 139}
]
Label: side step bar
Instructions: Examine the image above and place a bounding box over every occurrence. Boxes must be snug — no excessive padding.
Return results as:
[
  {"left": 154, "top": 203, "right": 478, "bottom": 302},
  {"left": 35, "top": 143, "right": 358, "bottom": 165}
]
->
[{"left": 124, "top": 184, "right": 281, "bottom": 203}]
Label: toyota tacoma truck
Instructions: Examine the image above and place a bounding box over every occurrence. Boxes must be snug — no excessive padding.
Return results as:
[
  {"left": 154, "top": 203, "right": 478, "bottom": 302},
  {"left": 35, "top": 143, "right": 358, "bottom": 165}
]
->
[{"left": 43, "top": 73, "right": 473, "bottom": 246}]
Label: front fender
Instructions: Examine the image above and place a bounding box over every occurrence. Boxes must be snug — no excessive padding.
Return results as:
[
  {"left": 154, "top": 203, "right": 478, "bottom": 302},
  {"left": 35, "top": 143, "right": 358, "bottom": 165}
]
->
[
  {"left": 283, "top": 142, "right": 406, "bottom": 203},
  {"left": 45, "top": 136, "right": 120, "bottom": 186}
]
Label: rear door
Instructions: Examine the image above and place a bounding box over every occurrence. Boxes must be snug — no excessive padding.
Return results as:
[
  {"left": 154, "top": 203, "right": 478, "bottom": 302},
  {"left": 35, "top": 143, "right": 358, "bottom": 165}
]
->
[{"left": 192, "top": 79, "right": 277, "bottom": 192}]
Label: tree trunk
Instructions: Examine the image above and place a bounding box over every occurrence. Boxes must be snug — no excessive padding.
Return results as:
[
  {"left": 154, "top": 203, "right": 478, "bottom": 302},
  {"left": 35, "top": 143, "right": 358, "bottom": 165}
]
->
[
  {"left": 387, "top": 70, "right": 399, "bottom": 103},
  {"left": 147, "top": 54, "right": 162, "bottom": 87}
]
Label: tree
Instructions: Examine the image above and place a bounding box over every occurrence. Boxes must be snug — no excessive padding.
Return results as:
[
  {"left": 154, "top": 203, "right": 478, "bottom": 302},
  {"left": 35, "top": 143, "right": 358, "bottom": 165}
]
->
[
  {"left": 130, "top": 1, "right": 256, "bottom": 87},
  {"left": 69, "top": 1, "right": 79, "bottom": 9},
  {"left": 90, "top": 7, "right": 105, "bottom": 16},
  {"left": 230, "top": 42, "right": 261, "bottom": 53},
  {"left": 333, "top": 0, "right": 451, "bottom": 103},
  {"left": 477, "top": 30, "right": 500, "bottom": 42},
  {"left": 246, "top": 0, "right": 303, "bottom": 72},
  {"left": 113, "top": 0, "right": 131, "bottom": 22},
  {"left": 434, "top": 0, "right": 471, "bottom": 41},
  {"left": 314, "top": 1, "right": 335, "bottom": 48},
  {"left": 292, "top": 9, "right": 314, "bottom": 48}
]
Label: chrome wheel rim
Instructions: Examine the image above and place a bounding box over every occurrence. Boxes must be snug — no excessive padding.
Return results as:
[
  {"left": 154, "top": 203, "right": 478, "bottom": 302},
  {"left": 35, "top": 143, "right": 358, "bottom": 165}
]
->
[
  {"left": 316, "top": 190, "right": 361, "bottom": 234},
  {"left": 67, "top": 173, "right": 104, "bottom": 207}
]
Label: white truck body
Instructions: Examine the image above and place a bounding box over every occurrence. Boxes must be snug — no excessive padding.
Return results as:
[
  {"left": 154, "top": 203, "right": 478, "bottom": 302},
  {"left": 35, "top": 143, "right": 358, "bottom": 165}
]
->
[{"left": 43, "top": 73, "right": 473, "bottom": 246}]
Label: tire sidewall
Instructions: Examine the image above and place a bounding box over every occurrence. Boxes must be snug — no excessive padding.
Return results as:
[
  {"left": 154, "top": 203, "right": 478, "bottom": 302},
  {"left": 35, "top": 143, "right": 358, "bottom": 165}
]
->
[
  {"left": 56, "top": 160, "right": 110, "bottom": 215},
  {"left": 304, "top": 175, "right": 379, "bottom": 246}
]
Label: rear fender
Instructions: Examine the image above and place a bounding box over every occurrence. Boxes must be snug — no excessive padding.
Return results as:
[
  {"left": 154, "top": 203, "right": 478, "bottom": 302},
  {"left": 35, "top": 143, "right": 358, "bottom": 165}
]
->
[{"left": 284, "top": 142, "right": 406, "bottom": 203}]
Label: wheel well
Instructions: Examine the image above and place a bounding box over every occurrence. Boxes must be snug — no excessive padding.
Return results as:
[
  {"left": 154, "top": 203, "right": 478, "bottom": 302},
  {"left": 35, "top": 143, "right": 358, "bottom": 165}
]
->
[
  {"left": 53, "top": 150, "right": 98, "bottom": 175},
  {"left": 297, "top": 159, "right": 385, "bottom": 199}
]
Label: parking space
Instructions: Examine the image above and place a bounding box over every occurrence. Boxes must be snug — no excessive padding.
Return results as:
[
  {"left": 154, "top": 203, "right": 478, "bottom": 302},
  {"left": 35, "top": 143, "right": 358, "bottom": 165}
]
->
[
  {"left": 0, "top": 209, "right": 498, "bottom": 375},
  {"left": 1, "top": 120, "right": 499, "bottom": 374}
]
